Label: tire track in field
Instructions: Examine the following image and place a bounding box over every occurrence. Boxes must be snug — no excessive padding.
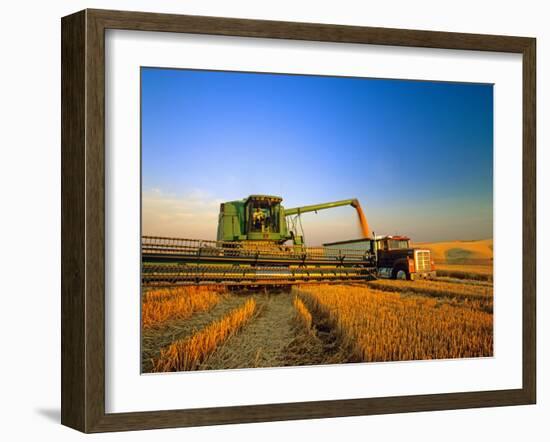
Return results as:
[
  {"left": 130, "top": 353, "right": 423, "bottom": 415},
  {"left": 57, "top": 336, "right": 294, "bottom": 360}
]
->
[{"left": 197, "top": 291, "right": 297, "bottom": 370}]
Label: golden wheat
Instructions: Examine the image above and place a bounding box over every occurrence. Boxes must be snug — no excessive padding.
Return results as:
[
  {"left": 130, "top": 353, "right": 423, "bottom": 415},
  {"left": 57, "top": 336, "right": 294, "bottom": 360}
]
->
[
  {"left": 368, "top": 279, "right": 493, "bottom": 313},
  {"left": 435, "top": 264, "right": 493, "bottom": 281},
  {"left": 293, "top": 296, "right": 313, "bottom": 330},
  {"left": 142, "top": 286, "right": 221, "bottom": 329},
  {"left": 413, "top": 239, "right": 493, "bottom": 264},
  {"left": 368, "top": 279, "right": 492, "bottom": 298},
  {"left": 152, "top": 298, "right": 256, "bottom": 372},
  {"left": 295, "top": 285, "right": 492, "bottom": 362}
]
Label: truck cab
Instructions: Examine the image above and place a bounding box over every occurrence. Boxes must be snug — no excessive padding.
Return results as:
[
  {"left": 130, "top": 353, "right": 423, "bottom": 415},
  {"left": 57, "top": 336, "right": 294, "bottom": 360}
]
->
[{"left": 375, "top": 235, "right": 435, "bottom": 280}]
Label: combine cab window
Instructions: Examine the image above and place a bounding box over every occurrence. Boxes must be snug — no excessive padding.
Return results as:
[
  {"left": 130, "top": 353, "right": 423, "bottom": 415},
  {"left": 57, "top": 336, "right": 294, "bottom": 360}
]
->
[{"left": 247, "top": 201, "right": 279, "bottom": 233}]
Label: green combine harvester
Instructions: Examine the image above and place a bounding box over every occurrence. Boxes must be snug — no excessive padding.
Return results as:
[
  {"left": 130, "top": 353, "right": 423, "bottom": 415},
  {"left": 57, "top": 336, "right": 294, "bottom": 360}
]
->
[
  {"left": 141, "top": 194, "right": 435, "bottom": 286},
  {"left": 142, "top": 195, "right": 376, "bottom": 286}
]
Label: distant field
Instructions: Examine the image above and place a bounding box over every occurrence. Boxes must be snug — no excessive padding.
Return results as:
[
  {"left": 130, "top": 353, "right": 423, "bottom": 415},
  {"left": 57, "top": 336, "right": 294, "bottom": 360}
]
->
[
  {"left": 436, "top": 264, "right": 493, "bottom": 281},
  {"left": 413, "top": 238, "right": 493, "bottom": 265},
  {"left": 368, "top": 278, "right": 493, "bottom": 312}
]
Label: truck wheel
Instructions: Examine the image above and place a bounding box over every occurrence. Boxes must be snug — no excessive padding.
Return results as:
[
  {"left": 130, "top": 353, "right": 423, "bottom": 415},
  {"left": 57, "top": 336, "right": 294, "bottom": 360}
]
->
[{"left": 393, "top": 267, "right": 410, "bottom": 280}]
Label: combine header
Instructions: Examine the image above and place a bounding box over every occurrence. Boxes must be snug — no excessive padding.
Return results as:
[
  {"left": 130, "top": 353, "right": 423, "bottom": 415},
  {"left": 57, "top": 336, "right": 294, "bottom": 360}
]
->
[
  {"left": 142, "top": 195, "right": 435, "bottom": 286},
  {"left": 142, "top": 237, "right": 376, "bottom": 285}
]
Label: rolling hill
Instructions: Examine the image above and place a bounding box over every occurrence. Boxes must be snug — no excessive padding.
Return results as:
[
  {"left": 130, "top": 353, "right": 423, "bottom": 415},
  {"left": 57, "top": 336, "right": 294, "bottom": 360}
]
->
[{"left": 412, "top": 239, "right": 493, "bottom": 265}]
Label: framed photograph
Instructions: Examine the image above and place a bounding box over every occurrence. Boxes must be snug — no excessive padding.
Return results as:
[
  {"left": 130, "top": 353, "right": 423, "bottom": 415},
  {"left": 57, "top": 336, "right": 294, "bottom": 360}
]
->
[{"left": 61, "top": 9, "right": 536, "bottom": 432}]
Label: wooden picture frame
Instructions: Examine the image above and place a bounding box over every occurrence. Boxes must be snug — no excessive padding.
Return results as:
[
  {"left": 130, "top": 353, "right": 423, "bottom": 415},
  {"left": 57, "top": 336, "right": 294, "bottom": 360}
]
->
[{"left": 61, "top": 8, "right": 536, "bottom": 433}]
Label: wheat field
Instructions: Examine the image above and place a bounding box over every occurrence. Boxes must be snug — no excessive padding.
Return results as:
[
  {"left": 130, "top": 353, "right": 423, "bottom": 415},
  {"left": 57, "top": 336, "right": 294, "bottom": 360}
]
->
[
  {"left": 367, "top": 279, "right": 493, "bottom": 313},
  {"left": 369, "top": 278, "right": 492, "bottom": 298},
  {"left": 414, "top": 239, "right": 493, "bottom": 265},
  {"left": 143, "top": 263, "right": 494, "bottom": 372},
  {"left": 294, "top": 285, "right": 493, "bottom": 362},
  {"left": 435, "top": 264, "right": 493, "bottom": 281}
]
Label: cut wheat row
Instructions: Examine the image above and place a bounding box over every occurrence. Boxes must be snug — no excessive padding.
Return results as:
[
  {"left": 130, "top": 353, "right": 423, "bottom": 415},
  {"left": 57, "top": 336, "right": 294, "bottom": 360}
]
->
[
  {"left": 293, "top": 296, "right": 313, "bottom": 331},
  {"left": 142, "top": 286, "right": 222, "bottom": 329},
  {"left": 152, "top": 298, "right": 257, "bottom": 372}
]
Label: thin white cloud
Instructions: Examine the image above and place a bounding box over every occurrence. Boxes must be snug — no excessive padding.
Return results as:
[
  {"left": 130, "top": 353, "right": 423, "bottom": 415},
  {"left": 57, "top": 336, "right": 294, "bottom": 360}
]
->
[{"left": 142, "top": 189, "right": 222, "bottom": 239}]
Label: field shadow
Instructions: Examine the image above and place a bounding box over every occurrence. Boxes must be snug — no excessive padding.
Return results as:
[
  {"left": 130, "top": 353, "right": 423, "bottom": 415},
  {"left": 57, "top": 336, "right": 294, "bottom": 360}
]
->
[{"left": 445, "top": 248, "right": 473, "bottom": 264}]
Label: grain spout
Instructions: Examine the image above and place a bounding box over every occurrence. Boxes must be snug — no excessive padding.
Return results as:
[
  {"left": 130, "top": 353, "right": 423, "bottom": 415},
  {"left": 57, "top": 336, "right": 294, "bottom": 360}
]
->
[{"left": 354, "top": 201, "right": 370, "bottom": 238}]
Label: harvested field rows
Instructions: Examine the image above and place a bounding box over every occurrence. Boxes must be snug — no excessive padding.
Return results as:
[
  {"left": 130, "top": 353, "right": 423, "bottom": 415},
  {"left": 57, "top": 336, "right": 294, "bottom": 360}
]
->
[
  {"left": 436, "top": 264, "right": 493, "bottom": 281},
  {"left": 141, "top": 294, "right": 250, "bottom": 371},
  {"left": 143, "top": 266, "right": 494, "bottom": 372},
  {"left": 198, "top": 292, "right": 305, "bottom": 370},
  {"left": 152, "top": 298, "right": 257, "bottom": 372},
  {"left": 295, "top": 285, "right": 493, "bottom": 362},
  {"left": 368, "top": 279, "right": 493, "bottom": 313},
  {"left": 434, "top": 276, "right": 493, "bottom": 287},
  {"left": 143, "top": 290, "right": 349, "bottom": 372},
  {"left": 369, "top": 279, "right": 492, "bottom": 298}
]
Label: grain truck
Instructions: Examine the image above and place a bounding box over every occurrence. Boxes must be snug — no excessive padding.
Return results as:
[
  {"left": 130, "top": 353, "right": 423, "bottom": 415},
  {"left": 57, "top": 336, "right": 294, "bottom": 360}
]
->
[{"left": 324, "top": 235, "right": 436, "bottom": 281}]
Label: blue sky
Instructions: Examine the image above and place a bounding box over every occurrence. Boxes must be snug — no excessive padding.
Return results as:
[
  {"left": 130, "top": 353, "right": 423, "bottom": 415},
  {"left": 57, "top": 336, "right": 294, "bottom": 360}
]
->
[{"left": 141, "top": 67, "right": 493, "bottom": 244}]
